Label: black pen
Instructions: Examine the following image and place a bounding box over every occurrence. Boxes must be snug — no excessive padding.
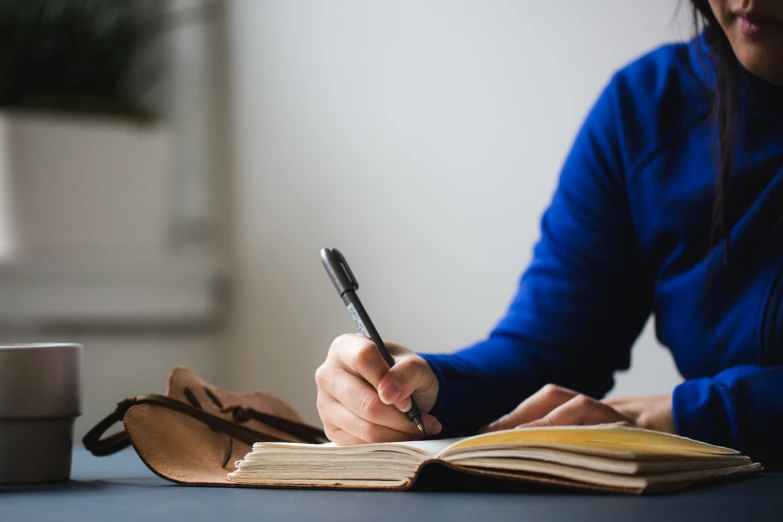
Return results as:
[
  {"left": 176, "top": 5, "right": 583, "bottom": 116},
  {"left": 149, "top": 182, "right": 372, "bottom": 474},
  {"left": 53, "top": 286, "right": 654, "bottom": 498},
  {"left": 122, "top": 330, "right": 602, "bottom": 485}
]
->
[{"left": 320, "top": 248, "right": 426, "bottom": 435}]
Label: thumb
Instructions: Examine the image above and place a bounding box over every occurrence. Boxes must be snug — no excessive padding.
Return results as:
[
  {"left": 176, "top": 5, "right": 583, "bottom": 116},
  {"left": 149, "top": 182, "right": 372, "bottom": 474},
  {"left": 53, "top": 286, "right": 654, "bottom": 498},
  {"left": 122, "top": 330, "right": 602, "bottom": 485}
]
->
[{"left": 377, "top": 355, "right": 438, "bottom": 413}]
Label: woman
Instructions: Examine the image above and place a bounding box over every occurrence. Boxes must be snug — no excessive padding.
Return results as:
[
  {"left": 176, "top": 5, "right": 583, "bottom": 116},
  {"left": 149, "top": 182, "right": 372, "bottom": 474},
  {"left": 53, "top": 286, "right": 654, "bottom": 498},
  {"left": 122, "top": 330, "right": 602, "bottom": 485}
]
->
[{"left": 314, "top": 0, "right": 783, "bottom": 465}]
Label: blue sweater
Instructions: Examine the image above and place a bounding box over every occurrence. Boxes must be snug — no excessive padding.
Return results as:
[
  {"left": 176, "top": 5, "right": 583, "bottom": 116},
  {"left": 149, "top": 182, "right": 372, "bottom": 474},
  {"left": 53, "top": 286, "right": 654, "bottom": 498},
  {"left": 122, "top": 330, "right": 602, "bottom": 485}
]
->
[{"left": 420, "top": 35, "right": 783, "bottom": 466}]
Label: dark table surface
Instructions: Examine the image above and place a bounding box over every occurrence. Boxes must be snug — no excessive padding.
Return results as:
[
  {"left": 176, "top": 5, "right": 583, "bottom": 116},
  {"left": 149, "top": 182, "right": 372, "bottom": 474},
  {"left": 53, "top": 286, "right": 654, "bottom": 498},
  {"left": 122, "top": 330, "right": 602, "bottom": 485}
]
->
[{"left": 2, "top": 449, "right": 782, "bottom": 522}]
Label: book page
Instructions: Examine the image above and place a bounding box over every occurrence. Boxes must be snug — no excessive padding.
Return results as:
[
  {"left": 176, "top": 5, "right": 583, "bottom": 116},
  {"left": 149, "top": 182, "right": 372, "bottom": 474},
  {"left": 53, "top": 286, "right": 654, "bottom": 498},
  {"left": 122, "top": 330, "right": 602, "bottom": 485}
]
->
[
  {"left": 251, "top": 438, "right": 463, "bottom": 459},
  {"left": 228, "top": 438, "right": 464, "bottom": 486},
  {"left": 396, "top": 437, "right": 463, "bottom": 457},
  {"left": 305, "top": 438, "right": 465, "bottom": 458},
  {"left": 438, "top": 425, "right": 739, "bottom": 459}
]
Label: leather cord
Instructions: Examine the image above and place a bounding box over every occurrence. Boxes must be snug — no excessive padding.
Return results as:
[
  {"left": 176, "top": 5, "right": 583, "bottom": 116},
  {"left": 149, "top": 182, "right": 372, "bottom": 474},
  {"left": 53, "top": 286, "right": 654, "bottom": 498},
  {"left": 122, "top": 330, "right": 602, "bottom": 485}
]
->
[
  {"left": 222, "top": 405, "right": 327, "bottom": 443},
  {"left": 83, "top": 394, "right": 326, "bottom": 457},
  {"left": 81, "top": 397, "right": 136, "bottom": 456}
]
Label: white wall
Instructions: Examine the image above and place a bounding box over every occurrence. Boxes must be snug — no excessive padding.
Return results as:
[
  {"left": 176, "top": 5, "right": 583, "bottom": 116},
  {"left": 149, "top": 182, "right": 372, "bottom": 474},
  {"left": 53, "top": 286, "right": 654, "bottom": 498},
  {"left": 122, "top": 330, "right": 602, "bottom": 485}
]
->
[
  {"left": 0, "top": 1, "right": 227, "bottom": 441},
  {"left": 226, "top": 0, "right": 693, "bottom": 425}
]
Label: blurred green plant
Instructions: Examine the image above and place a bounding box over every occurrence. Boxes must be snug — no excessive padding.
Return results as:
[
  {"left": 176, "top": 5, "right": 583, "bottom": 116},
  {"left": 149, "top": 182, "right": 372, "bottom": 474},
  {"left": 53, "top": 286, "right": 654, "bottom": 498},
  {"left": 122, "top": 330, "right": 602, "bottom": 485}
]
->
[{"left": 0, "top": 0, "right": 213, "bottom": 122}]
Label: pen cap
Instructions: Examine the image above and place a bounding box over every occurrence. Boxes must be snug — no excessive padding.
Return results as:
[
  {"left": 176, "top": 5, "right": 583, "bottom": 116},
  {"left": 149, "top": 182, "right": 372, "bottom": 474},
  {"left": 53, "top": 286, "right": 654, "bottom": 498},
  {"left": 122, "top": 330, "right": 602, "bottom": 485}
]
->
[{"left": 320, "top": 248, "right": 358, "bottom": 296}]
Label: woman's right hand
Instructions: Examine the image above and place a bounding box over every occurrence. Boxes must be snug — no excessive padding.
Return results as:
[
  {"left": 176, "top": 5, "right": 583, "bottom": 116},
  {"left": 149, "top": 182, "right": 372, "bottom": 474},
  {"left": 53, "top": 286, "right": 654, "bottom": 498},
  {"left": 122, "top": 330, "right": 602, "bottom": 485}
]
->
[{"left": 315, "top": 334, "right": 442, "bottom": 444}]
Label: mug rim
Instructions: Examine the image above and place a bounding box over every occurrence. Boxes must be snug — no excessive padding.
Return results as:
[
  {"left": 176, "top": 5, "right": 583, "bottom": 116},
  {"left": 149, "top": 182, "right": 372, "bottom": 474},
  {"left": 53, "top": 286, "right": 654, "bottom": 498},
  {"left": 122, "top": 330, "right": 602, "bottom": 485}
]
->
[
  {"left": 0, "top": 342, "right": 82, "bottom": 419},
  {"left": 0, "top": 343, "right": 82, "bottom": 351}
]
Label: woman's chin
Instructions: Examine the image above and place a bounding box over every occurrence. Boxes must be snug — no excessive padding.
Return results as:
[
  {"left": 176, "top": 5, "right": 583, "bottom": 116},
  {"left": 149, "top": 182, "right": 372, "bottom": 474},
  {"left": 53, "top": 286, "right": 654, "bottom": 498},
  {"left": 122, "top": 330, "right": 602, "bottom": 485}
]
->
[{"left": 734, "top": 43, "right": 783, "bottom": 87}]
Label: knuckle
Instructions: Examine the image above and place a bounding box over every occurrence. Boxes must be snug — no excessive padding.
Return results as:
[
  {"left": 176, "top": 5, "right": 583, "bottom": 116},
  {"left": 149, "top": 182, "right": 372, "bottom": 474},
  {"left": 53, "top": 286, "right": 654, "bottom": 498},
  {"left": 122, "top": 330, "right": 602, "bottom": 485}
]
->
[
  {"left": 542, "top": 383, "right": 561, "bottom": 395},
  {"left": 354, "top": 342, "right": 379, "bottom": 367},
  {"left": 395, "top": 356, "right": 434, "bottom": 391},
  {"left": 397, "top": 356, "right": 423, "bottom": 374},
  {"left": 390, "top": 357, "right": 417, "bottom": 383},
  {"left": 572, "top": 394, "right": 592, "bottom": 407},
  {"left": 314, "top": 365, "right": 329, "bottom": 388},
  {"left": 357, "top": 394, "right": 383, "bottom": 420},
  {"left": 328, "top": 334, "right": 350, "bottom": 356},
  {"left": 356, "top": 420, "right": 382, "bottom": 443}
]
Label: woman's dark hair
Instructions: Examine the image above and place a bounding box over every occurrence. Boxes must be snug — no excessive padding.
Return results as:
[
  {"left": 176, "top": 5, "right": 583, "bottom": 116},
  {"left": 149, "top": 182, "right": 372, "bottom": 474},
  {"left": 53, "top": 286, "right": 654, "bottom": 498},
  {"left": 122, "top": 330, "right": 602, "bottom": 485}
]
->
[{"left": 689, "top": 1, "right": 741, "bottom": 263}]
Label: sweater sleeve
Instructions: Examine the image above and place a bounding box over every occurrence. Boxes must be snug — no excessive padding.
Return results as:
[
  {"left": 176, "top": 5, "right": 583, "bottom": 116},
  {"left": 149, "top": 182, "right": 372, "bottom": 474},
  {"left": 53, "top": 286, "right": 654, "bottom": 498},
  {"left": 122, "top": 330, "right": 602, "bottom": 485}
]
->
[
  {"left": 420, "top": 76, "right": 653, "bottom": 437},
  {"left": 674, "top": 365, "right": 783, "bottom": 466}
]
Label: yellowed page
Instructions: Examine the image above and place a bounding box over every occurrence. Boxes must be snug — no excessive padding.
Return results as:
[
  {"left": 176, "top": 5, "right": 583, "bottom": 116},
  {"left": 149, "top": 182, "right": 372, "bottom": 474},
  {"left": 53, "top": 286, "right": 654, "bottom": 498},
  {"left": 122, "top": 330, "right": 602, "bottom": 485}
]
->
[
  {"left": 439, "top": 425, "right": 739, "bottom": 460},
  {"left": 445, "top": 448, "right": 749, "bottom": 474}
]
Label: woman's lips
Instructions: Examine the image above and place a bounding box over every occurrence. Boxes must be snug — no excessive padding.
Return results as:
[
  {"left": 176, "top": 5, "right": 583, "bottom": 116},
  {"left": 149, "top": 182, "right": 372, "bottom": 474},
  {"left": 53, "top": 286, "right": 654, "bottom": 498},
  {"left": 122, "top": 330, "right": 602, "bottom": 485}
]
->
[
  {"left": 739, "top": 16, "right": 763, "bottom": 37},
  {"left": 735, "top": 12, "right": 783, "bottom": 38}
]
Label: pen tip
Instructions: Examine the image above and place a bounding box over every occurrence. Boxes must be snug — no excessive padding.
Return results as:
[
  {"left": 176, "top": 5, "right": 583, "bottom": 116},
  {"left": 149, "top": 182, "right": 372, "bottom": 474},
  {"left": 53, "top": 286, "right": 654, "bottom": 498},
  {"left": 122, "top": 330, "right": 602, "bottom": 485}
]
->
[{"left": 414, "top": 417, "right": 426, "bottom": 436}]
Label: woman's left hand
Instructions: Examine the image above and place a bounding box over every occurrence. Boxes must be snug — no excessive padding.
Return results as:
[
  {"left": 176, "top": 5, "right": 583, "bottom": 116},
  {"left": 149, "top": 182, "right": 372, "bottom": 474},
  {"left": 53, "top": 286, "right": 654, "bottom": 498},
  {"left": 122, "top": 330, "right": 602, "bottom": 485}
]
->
[{"left": 479, "top": 384, "right": 675, "bottom": 434}]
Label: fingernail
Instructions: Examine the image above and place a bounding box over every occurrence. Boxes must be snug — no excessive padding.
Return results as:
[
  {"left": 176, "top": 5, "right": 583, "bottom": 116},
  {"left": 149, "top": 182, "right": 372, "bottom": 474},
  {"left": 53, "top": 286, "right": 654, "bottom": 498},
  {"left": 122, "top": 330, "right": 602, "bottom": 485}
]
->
[
  {"left": 425, "top": 417, "right": 442, "bottom": 435},
  {"left": 395, "top": 397, "right": 412, "bottom": 413},
  {"left": 379, "top": 380, "right": 402, "bottom": 404}
]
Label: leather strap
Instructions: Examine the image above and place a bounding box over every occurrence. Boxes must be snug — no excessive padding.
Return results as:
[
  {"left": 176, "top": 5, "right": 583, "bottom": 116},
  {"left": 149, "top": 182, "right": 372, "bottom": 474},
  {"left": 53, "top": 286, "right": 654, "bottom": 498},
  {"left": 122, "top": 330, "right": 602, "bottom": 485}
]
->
[
  {"left": 82, "top": 398, "right": 136, "bottom": 456},
  {"left": 222, "top": 405, "right": 327, "bottom": 443},
  {"left": 83, "top": 394, "right": 325, "bottom": 457}
]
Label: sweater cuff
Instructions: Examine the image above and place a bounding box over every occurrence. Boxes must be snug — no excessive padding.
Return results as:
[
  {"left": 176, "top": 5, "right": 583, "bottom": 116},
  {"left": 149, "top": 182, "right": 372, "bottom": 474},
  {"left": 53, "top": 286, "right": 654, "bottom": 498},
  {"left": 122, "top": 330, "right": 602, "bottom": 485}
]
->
[
  {"left": 672, "top": 377, "right": 732, "bottom": 447},
  {"left": 419, "top": 352, "right": 484, "bottom": 438}
]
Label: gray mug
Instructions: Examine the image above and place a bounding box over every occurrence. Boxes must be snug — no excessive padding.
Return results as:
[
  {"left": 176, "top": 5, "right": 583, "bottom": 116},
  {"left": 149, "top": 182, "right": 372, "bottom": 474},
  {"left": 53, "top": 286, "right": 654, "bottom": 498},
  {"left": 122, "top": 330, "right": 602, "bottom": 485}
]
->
[{"left": 0, "top": 343, "right": 82, "bottom": 483}]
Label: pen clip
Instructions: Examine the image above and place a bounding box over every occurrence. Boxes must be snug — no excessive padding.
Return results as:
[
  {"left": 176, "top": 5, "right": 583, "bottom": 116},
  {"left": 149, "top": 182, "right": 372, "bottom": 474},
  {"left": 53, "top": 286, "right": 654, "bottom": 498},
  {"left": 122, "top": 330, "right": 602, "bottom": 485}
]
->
[
  {"left": 321, "top": 247, "right": 359, "bottom": 296},
  {"left": 333, "top": 248, "right": 359, "bottom": 291}
]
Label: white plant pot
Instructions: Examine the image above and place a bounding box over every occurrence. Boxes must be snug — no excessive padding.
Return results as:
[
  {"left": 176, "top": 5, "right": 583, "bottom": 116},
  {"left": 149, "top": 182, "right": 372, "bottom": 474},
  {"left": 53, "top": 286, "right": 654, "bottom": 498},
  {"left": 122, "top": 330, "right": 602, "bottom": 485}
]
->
[{"left": 0, "top": 112, "right": 173, "bottom": 256}]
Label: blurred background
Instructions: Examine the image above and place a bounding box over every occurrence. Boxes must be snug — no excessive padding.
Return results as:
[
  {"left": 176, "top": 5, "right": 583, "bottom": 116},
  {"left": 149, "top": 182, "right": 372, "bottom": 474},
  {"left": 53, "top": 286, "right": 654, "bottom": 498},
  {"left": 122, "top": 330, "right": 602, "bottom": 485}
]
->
[{"left": 0, "top": 0, "right": 692, "bottom": 440}]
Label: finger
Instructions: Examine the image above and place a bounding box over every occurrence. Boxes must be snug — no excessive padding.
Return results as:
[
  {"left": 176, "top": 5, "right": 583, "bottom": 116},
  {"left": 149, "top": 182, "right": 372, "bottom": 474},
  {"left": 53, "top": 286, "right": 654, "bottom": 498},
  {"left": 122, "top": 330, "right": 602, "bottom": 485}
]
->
[
  {"left": 321, "top": 395, "right": 440, "bottom": 443},
  {"left": 328, "top": 369, "right": 437, "bottom": 435},
  {"left": 318, "top": 391, "right": 358, "bottom": 444},
  {"left": 384, "top": 341, "right": 410, "bottom": 356},
  {"left": 481, "top": 384, "right": 580, "bottom": 433},
  {"left": 519, "top": 395, "right": 631, "bottom": 428},
  {"left": 601, "top": 396, "right": 640, "bottom": 407},
  {"left": 323, "top": 421, "right": 365, "bottom": 445},
  {"left": 330, "top": 334, "right": 391, "bottom": 389},
  {"left": 324, "top": 397, "right": 415, "bottom": 443},
  {"left": 608, "top": 403, "right": 645, "bottom": 420},
  {"left": 601, "top": 397, "right": 646, "bottom": 420},
  {"left": 377, "top": 355, "right": 436, "bottom": 407}
]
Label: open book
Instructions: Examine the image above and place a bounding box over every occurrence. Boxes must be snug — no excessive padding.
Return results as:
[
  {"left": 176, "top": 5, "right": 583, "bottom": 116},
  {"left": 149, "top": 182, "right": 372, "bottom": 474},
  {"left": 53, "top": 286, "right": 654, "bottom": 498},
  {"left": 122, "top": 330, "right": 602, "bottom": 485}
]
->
[{"left": 227, "top": 425, "right": 761, "bottom": 494}]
